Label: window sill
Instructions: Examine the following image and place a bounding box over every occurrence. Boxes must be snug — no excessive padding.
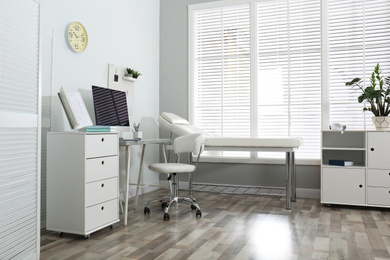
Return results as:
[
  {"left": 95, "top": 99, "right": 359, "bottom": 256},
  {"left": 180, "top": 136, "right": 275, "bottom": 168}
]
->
[{"left": 199, "top": 156, "right": 320, "bottom": 166}]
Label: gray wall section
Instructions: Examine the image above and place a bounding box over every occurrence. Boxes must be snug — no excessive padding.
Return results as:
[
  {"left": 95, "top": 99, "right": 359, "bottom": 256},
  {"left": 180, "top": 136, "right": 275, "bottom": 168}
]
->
[{"left": 159, "top": 0, "right": 321, "bottom": 190}]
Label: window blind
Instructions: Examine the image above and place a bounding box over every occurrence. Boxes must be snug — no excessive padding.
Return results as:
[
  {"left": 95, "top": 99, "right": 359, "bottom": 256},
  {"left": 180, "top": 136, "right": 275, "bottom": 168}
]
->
[
  {"left": 192, "top": 3, "right": 251, "bottom": 157},
  {"left": 328, "top": 0, "right": 390, "bottom": 129},
  {"left": 0, "top": 0, "right": 41, "bottom": 259},
  {"left": 189, "top": 0, "right": 390, "bottom": 162},
  {"left": 257, "top": 0, "right": 322, "bottom": 159}
]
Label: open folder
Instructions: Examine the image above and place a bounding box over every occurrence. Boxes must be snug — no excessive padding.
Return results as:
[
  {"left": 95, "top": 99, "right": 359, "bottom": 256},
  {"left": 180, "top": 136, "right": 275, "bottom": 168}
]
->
[{"left": 58, "top": 86, "right": 93, "bottom": 129}]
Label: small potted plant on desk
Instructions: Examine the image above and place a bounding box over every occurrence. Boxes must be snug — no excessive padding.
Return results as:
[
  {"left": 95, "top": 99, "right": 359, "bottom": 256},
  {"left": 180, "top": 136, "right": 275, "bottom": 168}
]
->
[
  {"left": 133, "top": 123, "right": 142, "bottom": 139},
  {"left": 346, "top": 63, "right": 390, "bottom": 130}
]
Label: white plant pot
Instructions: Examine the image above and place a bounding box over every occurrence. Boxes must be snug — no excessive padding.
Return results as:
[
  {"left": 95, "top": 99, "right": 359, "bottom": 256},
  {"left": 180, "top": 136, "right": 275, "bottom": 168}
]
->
[
  {"left": 372, "top": 116, "right": 390, "bottom": 130},
  {"left": 133, "top": 131, "right": 142, "bottom": 139}
]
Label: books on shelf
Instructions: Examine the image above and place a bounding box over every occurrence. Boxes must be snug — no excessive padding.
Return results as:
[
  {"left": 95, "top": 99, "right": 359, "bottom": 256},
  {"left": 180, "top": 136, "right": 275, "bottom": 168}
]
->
[{"left": 329, "top": 159, "right": 354, "bottom": 166}]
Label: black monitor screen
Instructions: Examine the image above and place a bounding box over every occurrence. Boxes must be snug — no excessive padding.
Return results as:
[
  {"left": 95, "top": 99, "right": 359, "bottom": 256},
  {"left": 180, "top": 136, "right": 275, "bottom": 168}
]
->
[{"left": 92, "top": 85, "right": 130, "bottom": 126}]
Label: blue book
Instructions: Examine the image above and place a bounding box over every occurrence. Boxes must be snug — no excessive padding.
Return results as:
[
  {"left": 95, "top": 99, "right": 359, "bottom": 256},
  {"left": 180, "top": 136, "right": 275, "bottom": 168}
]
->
[
  {"left": 86, "top": 126, "right": 111, "bottom": 132},
  {"left": 329, "top": 159, "right": 354, "bottom": 166}
]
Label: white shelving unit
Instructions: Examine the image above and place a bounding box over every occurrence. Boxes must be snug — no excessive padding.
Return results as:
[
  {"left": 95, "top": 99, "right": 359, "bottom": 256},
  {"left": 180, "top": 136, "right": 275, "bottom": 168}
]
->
[{"left": 321, "top": 130, "right": 390, "bottom": 208}]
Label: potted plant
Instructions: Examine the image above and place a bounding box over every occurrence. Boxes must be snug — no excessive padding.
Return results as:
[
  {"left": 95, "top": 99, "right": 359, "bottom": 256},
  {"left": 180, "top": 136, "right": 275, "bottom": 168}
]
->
[
  {"left": 131, "top": 70, "right": 142, "bottom": 79},
  {"left": 132, "top": 122, "right": 142, "bottom": 139},
  {"left": 125, "top": 68, "right": 142, "bottom": 79},
  {"left": 346, "top": 63, "right": 390, "bottom": 130}
]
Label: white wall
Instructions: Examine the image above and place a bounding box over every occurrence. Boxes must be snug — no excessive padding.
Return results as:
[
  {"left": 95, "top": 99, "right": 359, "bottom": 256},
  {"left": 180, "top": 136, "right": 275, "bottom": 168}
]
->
[{"left": 41, "top": 0, "right": 161, "bottom": 214}]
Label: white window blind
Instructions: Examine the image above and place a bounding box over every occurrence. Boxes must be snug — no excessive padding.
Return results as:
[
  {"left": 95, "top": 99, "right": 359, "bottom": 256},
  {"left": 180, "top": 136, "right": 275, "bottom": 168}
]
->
[
  {"left": 191, "top": 3, "right": 251, "bottom": 157},
  {"left": 257, "top": 0, "right": 321, "bottom": 159},
  {"left": 328, "top": 0, "right": 390, "bottom": 129},
  {"left": 0, "top": 0, "right": 41, "bottom": 259},
  {"left": 192, "top": 4, "right": 251, "bottom": 136},
  {"left": 189, "top": 0, "right": 390, "bottom": 162},
  {"left": 190, "top": 0, "right": 321, "bottom": 160}
]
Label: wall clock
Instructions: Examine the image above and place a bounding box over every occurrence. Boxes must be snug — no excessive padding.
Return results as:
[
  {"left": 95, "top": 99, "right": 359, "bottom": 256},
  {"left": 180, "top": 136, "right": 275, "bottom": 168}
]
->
[{"left": 65, "top": 21, "right": 88, "bottom": 53}]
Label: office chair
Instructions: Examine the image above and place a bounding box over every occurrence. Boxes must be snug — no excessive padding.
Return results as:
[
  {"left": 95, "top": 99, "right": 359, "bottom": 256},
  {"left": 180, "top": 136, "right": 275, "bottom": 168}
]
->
[{"left": 144, "top": 133, "right": 205, "bottom": 221}]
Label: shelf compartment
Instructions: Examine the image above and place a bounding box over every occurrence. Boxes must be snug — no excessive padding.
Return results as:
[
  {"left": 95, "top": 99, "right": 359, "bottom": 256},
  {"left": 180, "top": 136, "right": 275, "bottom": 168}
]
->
[
  {"left": 322, "top": 149, "right": 366, "bottom": 167},
  {"left": 322, "top": 131, "right": 365, "bottom": 149}
]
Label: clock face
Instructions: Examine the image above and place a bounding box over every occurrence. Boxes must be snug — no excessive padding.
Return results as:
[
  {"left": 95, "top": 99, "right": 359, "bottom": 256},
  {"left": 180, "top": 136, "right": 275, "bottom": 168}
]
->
[{"left": 65, "top": 22, "right": 88, "bottom": 53}]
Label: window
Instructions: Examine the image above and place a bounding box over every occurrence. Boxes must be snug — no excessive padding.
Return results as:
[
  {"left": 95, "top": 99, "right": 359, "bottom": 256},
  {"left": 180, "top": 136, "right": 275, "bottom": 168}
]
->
[
  {"left": 190, "top": 3, "right": 251, "bottom": 158},
  {"left": 189, "top": 0, "right": 390, "bottom": 163},
  {"left": 327, "top": 0, "right": 390, "bottom": 129},
  {"left": 256, "top": 0, "right": 321, "bottom": 159}
]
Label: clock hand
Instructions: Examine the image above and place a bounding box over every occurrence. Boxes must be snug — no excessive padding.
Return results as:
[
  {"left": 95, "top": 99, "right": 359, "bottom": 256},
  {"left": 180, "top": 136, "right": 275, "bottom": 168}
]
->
[{"left": 73, "top": 32, "right": 79, "bottom": 38}]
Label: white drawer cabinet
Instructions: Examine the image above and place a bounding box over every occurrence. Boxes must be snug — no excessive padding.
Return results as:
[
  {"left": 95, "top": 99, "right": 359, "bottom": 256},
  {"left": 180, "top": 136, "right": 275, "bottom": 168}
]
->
[
  {"left": 322, "top": 167, "right": 365, "bottom": 205},
  {"left": 46, "top": 132, "right": 119, "bottom": 238},
  {"left": 321, "top": 130, "right": 390, "bottom": 208}
]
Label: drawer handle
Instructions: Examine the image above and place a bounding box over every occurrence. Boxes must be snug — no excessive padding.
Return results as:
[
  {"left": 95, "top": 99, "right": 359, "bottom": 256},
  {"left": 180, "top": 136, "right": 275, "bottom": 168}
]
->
[
  {"left": 101, "top": 206, "right": 104, "bottom": 210},
  {"left": 359, "top": 185, "right": 363, "bottom": 188},
  {"left": 101, "top": 183, "right": 104, "bottom": 188},
  {"left": 101, "top": 161, "right": 105, "bottom": 165},
  {"left": 101, "top": 138, "right": 105, "bottom": 142},
  {"left": 371, "top": 148, "right": 374, "bottom": 151}
]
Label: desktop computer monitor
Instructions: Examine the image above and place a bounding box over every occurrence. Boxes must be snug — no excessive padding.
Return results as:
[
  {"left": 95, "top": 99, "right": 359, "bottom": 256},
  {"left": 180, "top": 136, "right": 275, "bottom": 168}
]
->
[{"left": 92, "top": 85, "right": 131, "bottom": 138}]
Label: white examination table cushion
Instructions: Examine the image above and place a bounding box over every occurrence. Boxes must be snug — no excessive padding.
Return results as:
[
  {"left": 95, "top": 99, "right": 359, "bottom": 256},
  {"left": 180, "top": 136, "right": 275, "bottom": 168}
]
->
[
  {"left": 161, "top": 112, "right": 190, "bottom": 125},
  {"left": 205, "top": 137, "right": 303, "bottom": 148},
  {"left": 165, "top": 115, "right": 303, "bottom": 148}
]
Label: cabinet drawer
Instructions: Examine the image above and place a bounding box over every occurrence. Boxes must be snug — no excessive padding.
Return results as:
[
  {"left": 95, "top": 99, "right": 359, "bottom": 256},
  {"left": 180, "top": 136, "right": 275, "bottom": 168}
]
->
[
  {"left": 85, "top": 134, "right": 118, "bottom": 158},
  {"left": 367, "top": 169, "right": 390, "bottom": 187},
  {"left": 85, "top": 177, "right": 118, "bottom": 207},
  {"left": 86, "top": 155, "right": 118, "bottom": 183},
  {"left": 367, "top": 187, "right": 390, "bottom": 206},
  {"left": 85, "top": 199, "right": 118, "bottom": 232}
]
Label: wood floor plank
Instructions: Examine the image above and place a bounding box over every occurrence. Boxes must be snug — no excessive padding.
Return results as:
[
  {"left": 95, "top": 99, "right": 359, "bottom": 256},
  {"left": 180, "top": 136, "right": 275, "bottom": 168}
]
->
[{"left": 41, "top": 188, "right": 390, "bottom": 260}]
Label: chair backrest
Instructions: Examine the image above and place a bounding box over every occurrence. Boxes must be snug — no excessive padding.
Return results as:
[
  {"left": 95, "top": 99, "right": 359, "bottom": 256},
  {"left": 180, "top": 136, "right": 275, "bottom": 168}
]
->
[{"left": 173, "top": 133, "right": 205, "bottom": 156}]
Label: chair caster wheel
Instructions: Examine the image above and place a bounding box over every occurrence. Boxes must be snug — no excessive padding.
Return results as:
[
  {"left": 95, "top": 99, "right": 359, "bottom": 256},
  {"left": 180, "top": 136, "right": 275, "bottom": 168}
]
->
[
  {"left": 191, "top": 205, "right": 197, "bottom": 210},
  {"left": 161, "top": 202, "right": 167, "bottom": 209},
  {"left": 196, "top": 209, "right": 202, "bottom": 218},
  {"left": 84, "top": 234, "right": 90, "bottom": 239},
  {"left": 144, "top": 207, "right": 150, "bottom": 215},
  {"left": 164, "top": 213, "right": 170, "bottom": 221}
]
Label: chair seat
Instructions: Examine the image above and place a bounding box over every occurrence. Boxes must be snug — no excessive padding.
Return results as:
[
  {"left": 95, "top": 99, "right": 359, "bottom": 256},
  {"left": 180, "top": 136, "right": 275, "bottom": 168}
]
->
[{"left": 149, "top": 163, "right": 196, "bottom": 174}]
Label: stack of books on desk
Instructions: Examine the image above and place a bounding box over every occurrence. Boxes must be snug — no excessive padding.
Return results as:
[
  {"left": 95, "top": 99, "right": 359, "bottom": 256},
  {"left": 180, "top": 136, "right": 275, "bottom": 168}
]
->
[{"left": 85, "top": 126, "right": 117, "bottom": 132}]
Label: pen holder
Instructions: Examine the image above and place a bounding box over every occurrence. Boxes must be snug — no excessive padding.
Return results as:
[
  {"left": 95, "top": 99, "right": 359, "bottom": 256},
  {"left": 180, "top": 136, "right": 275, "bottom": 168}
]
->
[{"left": 133, "top": 131, "right": 142, "bottom": 139}]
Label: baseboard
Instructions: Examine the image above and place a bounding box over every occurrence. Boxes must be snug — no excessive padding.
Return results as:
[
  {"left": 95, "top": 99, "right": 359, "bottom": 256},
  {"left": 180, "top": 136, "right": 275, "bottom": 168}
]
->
[
  {"left": 159, "top": 180, "right": 320, "bottom": 199},
  {"left": 296, "top": 188, "right": 320, "bottom": 199}
]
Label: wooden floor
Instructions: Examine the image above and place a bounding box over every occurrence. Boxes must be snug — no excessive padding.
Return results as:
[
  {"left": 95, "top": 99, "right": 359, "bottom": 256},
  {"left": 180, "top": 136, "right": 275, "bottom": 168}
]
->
[{"left": 41, "top": 188, "right": 390, "bottom": 260}]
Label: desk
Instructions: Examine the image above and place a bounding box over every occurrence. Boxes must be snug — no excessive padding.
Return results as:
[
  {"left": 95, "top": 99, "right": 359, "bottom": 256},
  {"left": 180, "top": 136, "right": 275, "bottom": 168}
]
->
[{"left": 119, "top": 138, "right": 172, "bottom": 225}]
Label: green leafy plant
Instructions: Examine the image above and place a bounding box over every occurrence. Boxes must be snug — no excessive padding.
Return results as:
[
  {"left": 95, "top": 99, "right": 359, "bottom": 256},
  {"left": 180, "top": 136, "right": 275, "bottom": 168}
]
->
[
  {"left": 126, "top": 67, "right": 142, "bottom": 79},
  {"left": 131, "top": 70, "right": 142, "bottom": 79},
  {"left": 126, "top": 67, "right": 134, "bottom": 75},
  {"left": 346, "top": 63, "right": 390, "bottom": 116}
]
